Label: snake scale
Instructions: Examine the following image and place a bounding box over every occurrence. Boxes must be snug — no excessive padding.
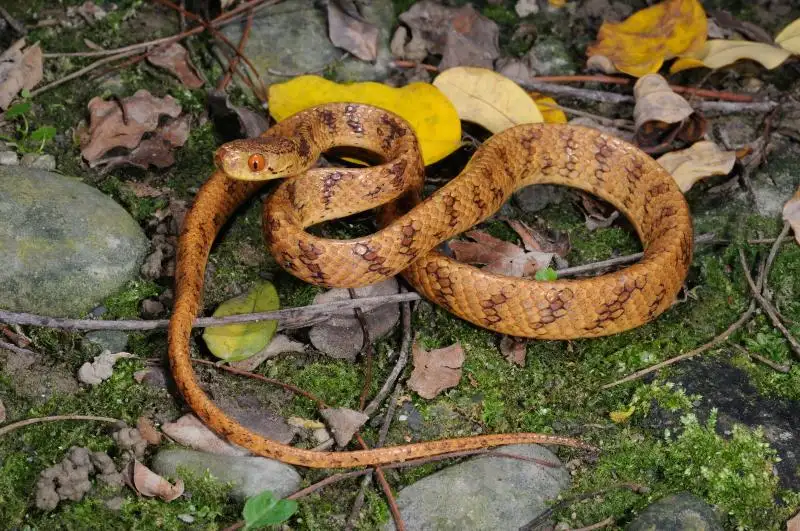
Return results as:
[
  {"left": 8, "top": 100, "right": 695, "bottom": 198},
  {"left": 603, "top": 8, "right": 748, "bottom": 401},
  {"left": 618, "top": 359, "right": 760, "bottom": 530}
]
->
[{"left": 168, "top": 103, "right": 692, "bottom": 468}]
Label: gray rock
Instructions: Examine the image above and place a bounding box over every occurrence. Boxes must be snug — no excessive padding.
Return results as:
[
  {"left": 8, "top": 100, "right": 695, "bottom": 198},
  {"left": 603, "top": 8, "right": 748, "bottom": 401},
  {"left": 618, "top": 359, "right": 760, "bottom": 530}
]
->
[
  {"left": 626, "top": 492, "right": 723, "bottom": 531},
  {"left": 0, "top": 167, "right": 148, "bottom": 317},
  {"left": 20, "top": 153, "right": 56, "bottom": 171},
  {"left": 83, "top": 330, "right": 129, "bottom": 353},
  {"left": 525, "top": 37, "right": 576, "bottom": 76},
  {"left": 218, "top": 0, "right": 393, "bottom": 92},
  {"left": 0, "top": 151, "right": 18, "bottom": 165},
  {"left": 384, "top": 444, "right": 568, "bottom": 531},
  {"left": 151, "top": 449, "right": 301, "bottom": 501},
  {"left": 515, "top": 184, "right": 566, "bottom": 213}
]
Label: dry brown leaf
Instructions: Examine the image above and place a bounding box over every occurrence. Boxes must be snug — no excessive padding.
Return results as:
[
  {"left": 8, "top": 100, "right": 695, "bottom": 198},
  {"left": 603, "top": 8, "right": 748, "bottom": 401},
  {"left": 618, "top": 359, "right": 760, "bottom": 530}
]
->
[
  {"left": 77, "top": 351, "right": 136, "bottom": 385},
  {"left": 207, "top": 90, "right": 269, "bottom": 140},
  {"left": 327, "top": 0, "right": 379, "bottom": 62},
  {"left": 783, "top": 187, "right": 800, "bottom": 246},
  {"left": 586, "top": 0, "right": 707, "bottom": 77},
  {"left": 320, "top": 408, "right": 369, "bottom": 447},
  {"left": 433, "top": 67, "right": 543, "bottom": 133},
  {"left": 398, "top": 1, "right": 499, "bottom": 70},
  {"left": 229, "top": 334, "right": 306, "bottom": 372},
  {"left": 633, "top": 74, "right": 706, "bottom": 147},
  {"left": 0, "top": 40, "right": 43, "bottom": 109},
  {"left": 0, "top": 398, "right": 5, "bottom": 423},
  {"left": 656, "top": 140, "right": 737, "bottom": 192},
  {"left": 161, "top": 413, "right": 250, "bottom": 456},
  {"left": 81, "top": 89, "right": 182, "bottom": 162},
  {"left": 787, "top": 510, "right": 800, "bottom": 531},
  {"left": 136, "top": 416, "right": 162, "bottom": 445},
  {"left": 449, "top": 229, "right": 553, "bottom": 278},
  {"left": 132, "top": 460, "right": 184, "bottom": 501},
  {"left": 147, "top": 43, "right": 204, "bottom": 88},
  {"left": 500, "top": 336, "right": 527, "bottom": 366},
  {"left": 408, "top": 341, "right": 465, "bottom": 399},
  {"left": 577, "top": 192, "right": 620, "bottom": 231},
  {"left": 123, "top": 181, "right": 169, "bottom": 198},
  {"left": 505, "top": 218, "right": 569, "bottom": 257}
]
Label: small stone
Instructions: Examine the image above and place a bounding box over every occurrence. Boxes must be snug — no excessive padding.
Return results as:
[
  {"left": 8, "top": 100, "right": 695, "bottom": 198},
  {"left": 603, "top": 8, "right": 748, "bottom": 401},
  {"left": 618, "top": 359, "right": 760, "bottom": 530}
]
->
[
  {"left": 312, "top": 428, "right": 332, "bottom": 444},
  {"left": 626, "top": 492, "right": 723, "bottom": 531},
  {"left": 20, "top": 153, "right": 56, "bottom": 171},
  {"left": 515, "top": 0, "right": 539, "bottom": 17},
  {"left": 140, "top": 298, "right": 164, "bottom": 318},
  {"left": 151, "top": 449, "right": 301, "bottom": 501},
  {"left": 514, "top": 185, "right": 566, "bottom": 213},
  {"left": 0, "top": 151, "right": 18, "bottom": 165},
  {"left": 525, "top": 37, "right": 577, "bottom": 76},
  {"left": 83, "top": 330, "right": 129, "bottom": 353},
  {"left": 177, "top": 514, "right": 195, "bottom": 524}
]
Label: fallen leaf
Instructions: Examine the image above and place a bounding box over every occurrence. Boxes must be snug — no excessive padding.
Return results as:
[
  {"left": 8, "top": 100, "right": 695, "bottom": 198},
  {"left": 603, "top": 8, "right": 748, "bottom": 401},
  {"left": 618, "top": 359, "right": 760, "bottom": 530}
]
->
[
  {"left": 449, "top": 229, "right": 553, "bottom": 278},
  {"left": 610, "top": 406, "right": 635, "bottom": 423},
  {"left": 147, "top": 43, "right": 204, "bottom": 89},
  {"left": 202, "top": 281, "right": 280, "bottom": 362},
  {"left": 531, "top": 93, "right": 567, "bottom": 124},
  {"left": 243, "top": 491, "right": 298, "bottom": 530},
  {"left": 656, "top": 140, "right": 737, "bottom": 192},
  {"left": 287, "top": 416, "right": 326, "bottom": 430},
  {"left": 500, "top": 336, "right": 527, "bottom": 366},
  {"left": 633, "top": 74, "right": 706, "bottom": 147},
  {"left": 123, "top": 181, "right": 169, "bottom": 198},
  {"left": 433, "top": 67, "right": 543, "bottom": 134},
  {"left": 505, "top": 218, "right": 569, "bottom": 257},
  {"left": 408, "top": 341, "right": 465, "bottom": 399},
  {"left": 398, "top": 1, "right": 500, "bottom": 70},
  {"left": 710, "top": 10, "right": 774, "bottom": 44},
  {"left": 783, "top": 187, "right": 800, "bottom": 246},
  {"left": 161, "top": 413, "right": 250, "bottom": 456},
  {"left": 670, "top": 39, "right": 791, "bottom": 73},
  {"left": 268, "top": 75, "right": 461, "bottom": 165},
  {"left": 327, "top": 0, "right": 379, "bottom": 62},
  {"left": 229, "top": 334, "right": 306, "bottom": 372},
  {"left": 77, "top": 351, "right": 136, "bottom": 385},
  {"left": 320, "top": 408, "right": 369, "bottom": 447},
  {"left": 776, "top": 18, "right": 800, "bottom": 54},
  {"left": 133, "top": 367, "right": 168, "bottom": 389},
  {"left": 788, "top": 510, "right": 800, "bottom": 531},
  {"left": 586, "top": 0, "right": 707, "bottom": 77},
  {"left": 80, "top": 89, "right": 183, "bottom": 163},
  {"left": 136, "top": 416, "right": 162, "bottom": 445},
  {"left": 577, "top": 192, "right": 620, "bottom": 231},
  {"left": 207, "top": 90, "right": 269, "bottom": 140},
  {"left": 132, "top": 460, "right": 184, "bottom": 501},
  {"left": 0, "top": 41, "right": 42, "bottom": 109}
]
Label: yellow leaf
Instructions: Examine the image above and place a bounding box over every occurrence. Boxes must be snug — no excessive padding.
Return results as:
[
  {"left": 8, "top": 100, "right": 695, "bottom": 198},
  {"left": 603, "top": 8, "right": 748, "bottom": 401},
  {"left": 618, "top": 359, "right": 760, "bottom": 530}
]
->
[
  {"left": 656, "top": 140, "right": 736, "bottom": 192},
  {"left": 531, "top": 93, "right": 567, "bottom": 124},
  {"left": 548, "top": 0, "right": 566, "bottom": 7},
  {"left": 268, "top": 75, "right": 461, "bottom": 165},
  {"left": 610, "top": 406, "right": 635, "bottom": 423},
  {"left": 669, "top": 56, "right": 707, "bottom": 73},
  {"left": 783, "top": 186, "right": 800, "bottom": 246},
  {"left": 587, "top": 0, "right": 707, "bottom": 77},
  {"left": 776, "top": 17, "right": 800, "bottom": 54},
  {"left": 202, "top": 281, "right": 280, "bottom": 361},
  {"left": 432, "top": 67, "right": 543, "bottom": 134},
  {"left": 669, "top": 39, "right": 791, "bottom": 73}
]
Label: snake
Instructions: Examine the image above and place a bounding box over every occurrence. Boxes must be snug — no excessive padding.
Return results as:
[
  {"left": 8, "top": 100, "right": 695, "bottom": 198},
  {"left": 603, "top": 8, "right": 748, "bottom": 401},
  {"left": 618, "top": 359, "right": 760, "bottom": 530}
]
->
[{"left": 168, "top": 102, "right": 692, "bottom": 469}]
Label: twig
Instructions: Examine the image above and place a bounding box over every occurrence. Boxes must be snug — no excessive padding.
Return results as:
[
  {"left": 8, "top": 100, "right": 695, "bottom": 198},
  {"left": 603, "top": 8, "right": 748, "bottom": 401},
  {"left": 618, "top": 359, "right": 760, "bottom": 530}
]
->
[
  {"left": 764, "top": 223, "right": 791, "bottom": 281},
  {"left": 518, "top": 81, "right": 633, "bottom": 104},
  {"left": 534, "top": 100, "right": 635, "bottom": 130},
  {"left": 216, "top": 7, "right": 255, "bottom": 91},
  {"left": 601, "top": 301, "right": 756, "bottom": 389},
  {"left": 569, "top": 517, "right": 615, "bottom": 531},
  {"left": 353, "top": 433, "right": 405, "bottom": 531},
  {"left": 0, "top": 6, "right": 26, "bottom": 35},
  {"left": 729, "top": 342, "right": 791, "bottom": 373},
  {"left": 364, "top": 299, "right": 413, "bottom": 417},
  {"left": 0, "top": 339, "right": 38, "bottom": 357},
  {"left": 0, "top": 292, "right": 421, "bottom": 331},
  {"left": 349, "top": 289, "right": 375, "bottom": 411},
  {"left": 738, "top": 248, "right": 800, "bottom": 358},
  {"left": 519, "top": 482, "right": 647, "bottom": 531},
  {"left": 30, "top": 50, "right": 140, "bottom": 97},
  {"left": 0, "top": 415, "right": 123, "bottom": 437}
]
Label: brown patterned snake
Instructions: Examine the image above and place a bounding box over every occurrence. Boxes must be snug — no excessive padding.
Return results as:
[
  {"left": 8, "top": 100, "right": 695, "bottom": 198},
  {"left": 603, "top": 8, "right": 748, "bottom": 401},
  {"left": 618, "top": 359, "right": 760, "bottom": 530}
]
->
[{"left": 168, "top": 103, "right": 692, "bottom": 468}]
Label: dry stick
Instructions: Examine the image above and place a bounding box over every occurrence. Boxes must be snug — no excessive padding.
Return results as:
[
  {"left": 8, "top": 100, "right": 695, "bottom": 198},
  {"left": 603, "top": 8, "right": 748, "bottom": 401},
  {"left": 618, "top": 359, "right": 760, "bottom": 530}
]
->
[
  {"left": 353, "top": 433, "right": 405, "bottom": 531},
  {"left": 0, "top": 338, "right": 38, "bottom": 357},
  {"left": 729, "top": 342, "right": 791, "bottom": 373},
  {"left": 349, "top": 289, "right": 375, "bottom": 411},
  {"left": 0, "top": 415, "right": 123, "bottom": 437},
  {"left": 534, "top": 100, "right": 635, "bottom": 130},
  {"left": 364, "top": 299, "right": 413, "bottom": 417},
  {"left": 569, "top": 516, "right": 616, "bottom": 531},
  {"left": 0, "top": 292, "right": 421, "bottom": 331},
  {"left": 216, "top": 7, "right": 255, "bottom": 91},
  {"left": 30, "top": 49, "right": 140, "bottom": 97},
  {"left": 738, "top": 248, "right": 800, "bottom": 358}
]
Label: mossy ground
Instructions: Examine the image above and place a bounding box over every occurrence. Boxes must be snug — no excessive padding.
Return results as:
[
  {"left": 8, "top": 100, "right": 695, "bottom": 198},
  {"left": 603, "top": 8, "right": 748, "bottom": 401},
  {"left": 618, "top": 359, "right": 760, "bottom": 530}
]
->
[{"left": 1, "top": 0, "right": 800, "bottom": 529}]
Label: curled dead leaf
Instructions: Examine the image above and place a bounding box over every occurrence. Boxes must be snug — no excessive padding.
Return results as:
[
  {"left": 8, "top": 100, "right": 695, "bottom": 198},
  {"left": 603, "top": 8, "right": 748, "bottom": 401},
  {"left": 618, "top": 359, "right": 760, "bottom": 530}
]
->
[
  {"left": 147, "top": 43, "right": 204, "bottom": 89},
  {"left": 320, "top": 408, "right": 369, "bottom": 447},
  {"left": 408, "top": 341, "right": 465, "bottom": 399},
  {"left": 776, "top": 17, "right": 800, "bottom": 54},
  {"left": 449, "top": 229, "right": 553, "bottom": 278},
  {"left": 670, "top": 39, "right": 791, "bottom": 73},
  {"left": 77, "top": 351, "right": 136, "bottom": 385},
  {"left": 500, "top": 336, "right": 527, "bottom": 366},
  {"left": 132, "top": 460, "right": 184, "bottom": 501},
  {"left": 633, "top": 74, "right": 706, "bottom": 148},
  {"left": 327, "top": 0, "right": 379, "bottom": 61},
  {"left": 0, "top": 40, "right": 43, "bottom": 109},
  {"left": 161, "top": 413, "right": 249, "bottom": 456},
  {"left": 586, "top": 0, "right": 707, "bottom": 77},
  {"left": 656, "top": 140, "right": 736, "bottom": 192},
  {"left": 136, "top": 416, "right": 162, "bottom": 445},
  {"left": 783, "top": 187, "right": 800, "bottom": 246}
]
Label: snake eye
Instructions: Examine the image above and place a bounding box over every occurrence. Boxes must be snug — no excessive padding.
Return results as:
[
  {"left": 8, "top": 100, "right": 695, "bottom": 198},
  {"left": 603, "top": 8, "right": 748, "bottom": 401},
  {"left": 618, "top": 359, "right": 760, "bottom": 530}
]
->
[{"left": 248, "top": 154, "right": 266, "bottom": 172}]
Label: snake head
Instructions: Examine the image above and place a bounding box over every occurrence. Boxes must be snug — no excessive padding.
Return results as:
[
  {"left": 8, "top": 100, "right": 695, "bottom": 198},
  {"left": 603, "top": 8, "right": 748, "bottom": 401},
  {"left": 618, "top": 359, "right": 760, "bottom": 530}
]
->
[{"left": 215, "top": 137, "right": 305, "bottom": 181}]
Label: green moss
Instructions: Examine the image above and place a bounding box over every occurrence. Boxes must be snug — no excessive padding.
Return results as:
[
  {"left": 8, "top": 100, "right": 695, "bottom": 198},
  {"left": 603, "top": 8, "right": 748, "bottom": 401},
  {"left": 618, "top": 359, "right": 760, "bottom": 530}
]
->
[
  {"left": 481, "top": 5, "right": 518, "bottom": 26},
  {"left": 102, "top": 279, "right": 162, "bottom": 319}
]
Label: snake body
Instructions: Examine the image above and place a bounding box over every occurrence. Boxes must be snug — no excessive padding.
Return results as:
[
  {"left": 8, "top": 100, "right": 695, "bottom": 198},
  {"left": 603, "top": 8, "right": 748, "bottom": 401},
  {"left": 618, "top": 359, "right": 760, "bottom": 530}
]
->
[{"left": 168, "top": 103, "right": 692, "bottom": 468}]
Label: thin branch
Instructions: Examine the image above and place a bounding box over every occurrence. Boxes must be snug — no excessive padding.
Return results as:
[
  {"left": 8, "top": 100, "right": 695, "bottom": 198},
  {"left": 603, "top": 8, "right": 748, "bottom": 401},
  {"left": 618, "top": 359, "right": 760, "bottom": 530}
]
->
[
  {"left": 738, "top": 248, "right": 800, "bottom": 358},
  {"left": 0, "top": 338, "right": 38, "bottom": 357},
  {"left": 534, "top": 100, "right": 635, "bottom": 130},
  {"left": 0, "top": 292, "right": 421, "bottom": 331},
  {"left": 728, "top": 342, "right": 791, "bottom": 373},
  {"left": 31, "top": 50, "right": 140, "bottom": 97},
  {"left": 364, "top": 299, "right": 413, "bottom": 417},
  {"left": 569, "top": 516, "right": 615, "bottom": 531},
  {"left": 0, "top": 415, "right": 123, "bottom": 437},
  {"left": 350, "top": 288, "right": 374, "bottom": 411},
  {"left": 216, "top": 7, "right": 255, "bottom": 91}
]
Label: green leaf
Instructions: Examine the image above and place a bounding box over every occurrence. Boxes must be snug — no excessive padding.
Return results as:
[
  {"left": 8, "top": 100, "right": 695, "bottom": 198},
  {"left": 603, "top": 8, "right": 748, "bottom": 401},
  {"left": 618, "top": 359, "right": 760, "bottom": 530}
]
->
[
  {"left": 30, "top": 125, "right": 56, "bottom": 142},
  {"left": 20, "top": 88, "right": 31, "bottom": 99},
  {"left": 242, "top": 491, "right": 297, "bottom": 530},
  {"left": 202, "top": 281, "right": 280, "bottom": 361},
  {"left": 534, "top": 267, "right": 558, "bottom": 281},
  {"left": 5, "top": 101, "right": 31, "bottom": 119}
]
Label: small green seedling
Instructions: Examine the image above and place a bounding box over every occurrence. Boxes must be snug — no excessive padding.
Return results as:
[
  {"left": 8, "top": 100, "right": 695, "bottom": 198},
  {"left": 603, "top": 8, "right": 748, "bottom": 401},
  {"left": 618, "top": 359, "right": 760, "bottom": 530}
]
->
[
  {"left": 242, "top": 491, "right": 297, "bottom": 530},
  {"left": 535, "top": 267, "right": 558, "bottom": 281},
  {"left": 1, "top": 89, "right": 57, "bottom": 153}
]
